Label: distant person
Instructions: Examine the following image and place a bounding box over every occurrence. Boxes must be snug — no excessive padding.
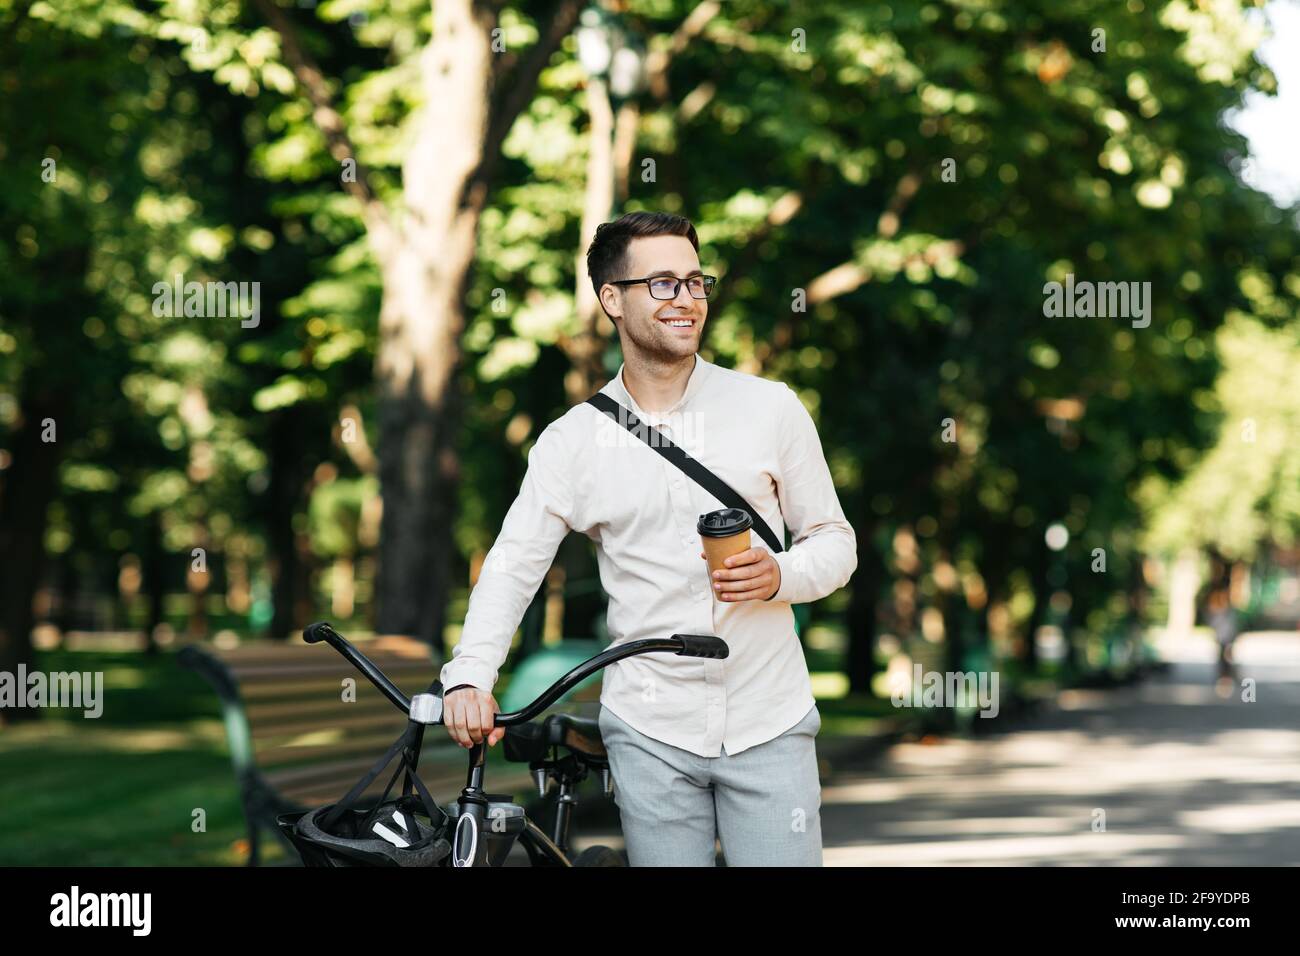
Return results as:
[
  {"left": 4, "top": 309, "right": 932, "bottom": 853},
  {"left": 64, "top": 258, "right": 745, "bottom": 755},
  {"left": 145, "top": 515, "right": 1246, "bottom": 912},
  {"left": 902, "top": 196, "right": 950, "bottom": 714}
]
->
[{"left": 1205, "top": 589, "right": 1239, "bottom": 688}]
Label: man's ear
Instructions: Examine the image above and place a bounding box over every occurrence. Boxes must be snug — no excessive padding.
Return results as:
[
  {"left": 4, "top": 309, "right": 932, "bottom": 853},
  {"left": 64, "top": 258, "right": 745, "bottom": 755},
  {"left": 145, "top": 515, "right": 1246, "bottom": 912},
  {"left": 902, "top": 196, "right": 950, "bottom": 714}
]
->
[{"left": 599, "top": 284, "right": 622, "bottom": 320}]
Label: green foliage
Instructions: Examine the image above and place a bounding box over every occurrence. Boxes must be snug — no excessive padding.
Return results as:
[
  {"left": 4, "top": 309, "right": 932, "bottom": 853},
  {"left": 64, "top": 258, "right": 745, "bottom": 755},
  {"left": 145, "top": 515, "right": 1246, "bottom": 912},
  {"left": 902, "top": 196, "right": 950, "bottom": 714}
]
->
[
  {"left": 1143, "top": 312, "right": 1300, "bottom": 559},
  {"left": 2, "top": 0, "right": 1296, "bottom": 665}
]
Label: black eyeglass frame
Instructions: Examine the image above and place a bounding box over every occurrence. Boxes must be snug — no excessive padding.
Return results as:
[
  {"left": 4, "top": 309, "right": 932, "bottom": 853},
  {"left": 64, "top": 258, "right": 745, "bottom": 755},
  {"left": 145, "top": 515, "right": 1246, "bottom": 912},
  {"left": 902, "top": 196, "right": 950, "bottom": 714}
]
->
[{"left": 607, "top": 274, "right": 718, "bottom": 300}]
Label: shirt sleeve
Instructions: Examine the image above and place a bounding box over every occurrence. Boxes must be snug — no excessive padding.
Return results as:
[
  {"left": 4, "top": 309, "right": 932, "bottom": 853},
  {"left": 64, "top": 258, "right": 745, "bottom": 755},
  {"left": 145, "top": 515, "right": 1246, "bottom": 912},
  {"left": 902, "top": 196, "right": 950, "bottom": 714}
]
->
[
  {"left": 439, "top": 423, "right": 575, "bottom": 693},
  {"left": 766, "top": 385, "right": 858, "bottom": 605}
]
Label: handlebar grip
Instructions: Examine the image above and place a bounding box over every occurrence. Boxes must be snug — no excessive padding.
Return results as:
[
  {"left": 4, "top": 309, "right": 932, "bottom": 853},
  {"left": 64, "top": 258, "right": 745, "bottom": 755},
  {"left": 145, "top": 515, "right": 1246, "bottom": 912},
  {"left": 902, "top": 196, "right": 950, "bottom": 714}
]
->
[
  {"left": 303, "top": 622, "right": 338, "bottom": 644},
  {"left": 673, "top": 634, "right": 729, "bottom": 660}
]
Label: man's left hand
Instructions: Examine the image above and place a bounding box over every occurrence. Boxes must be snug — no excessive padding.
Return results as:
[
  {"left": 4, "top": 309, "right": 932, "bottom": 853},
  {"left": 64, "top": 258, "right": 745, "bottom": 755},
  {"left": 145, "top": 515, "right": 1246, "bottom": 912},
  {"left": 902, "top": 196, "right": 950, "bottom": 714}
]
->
[{"left": 700, "top": 547, "right": 781, "bottom": 602}]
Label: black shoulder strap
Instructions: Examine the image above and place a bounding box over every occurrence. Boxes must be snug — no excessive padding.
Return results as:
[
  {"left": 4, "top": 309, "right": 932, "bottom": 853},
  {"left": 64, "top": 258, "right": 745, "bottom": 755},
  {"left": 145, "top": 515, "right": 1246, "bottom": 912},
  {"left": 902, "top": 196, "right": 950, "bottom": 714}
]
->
[{"left": 585, "top": 392, "right": 785, "bottom": 554}]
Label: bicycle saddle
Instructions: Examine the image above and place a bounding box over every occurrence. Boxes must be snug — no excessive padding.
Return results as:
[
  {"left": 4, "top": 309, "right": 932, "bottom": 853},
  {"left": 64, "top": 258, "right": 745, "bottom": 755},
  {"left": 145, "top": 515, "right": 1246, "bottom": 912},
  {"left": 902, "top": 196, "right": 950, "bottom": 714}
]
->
[{"left": 503, "top": 711, "right": 606, "bottom": 763}]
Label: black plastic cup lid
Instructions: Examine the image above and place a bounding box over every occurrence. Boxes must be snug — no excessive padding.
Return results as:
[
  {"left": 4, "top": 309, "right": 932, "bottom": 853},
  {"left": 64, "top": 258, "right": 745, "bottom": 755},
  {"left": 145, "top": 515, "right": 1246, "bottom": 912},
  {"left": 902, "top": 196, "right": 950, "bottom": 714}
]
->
[{"left": 697, "top": 508, "right": 753, "bottom": 538}]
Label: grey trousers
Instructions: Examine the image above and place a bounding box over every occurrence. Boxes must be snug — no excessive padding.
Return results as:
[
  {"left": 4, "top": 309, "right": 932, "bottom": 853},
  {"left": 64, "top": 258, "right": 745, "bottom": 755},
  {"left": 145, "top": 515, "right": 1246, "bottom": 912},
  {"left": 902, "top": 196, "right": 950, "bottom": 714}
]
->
[{"left": 596, "top": 703, "right": 824, "bottom": 867}]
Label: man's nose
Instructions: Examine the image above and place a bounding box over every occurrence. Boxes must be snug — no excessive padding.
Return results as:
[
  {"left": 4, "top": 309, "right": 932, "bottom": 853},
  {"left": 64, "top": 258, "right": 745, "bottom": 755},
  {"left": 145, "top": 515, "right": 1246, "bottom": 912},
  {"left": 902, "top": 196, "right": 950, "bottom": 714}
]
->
[{"left": 671, "top": 281, "right": 695, "bottom": 308}]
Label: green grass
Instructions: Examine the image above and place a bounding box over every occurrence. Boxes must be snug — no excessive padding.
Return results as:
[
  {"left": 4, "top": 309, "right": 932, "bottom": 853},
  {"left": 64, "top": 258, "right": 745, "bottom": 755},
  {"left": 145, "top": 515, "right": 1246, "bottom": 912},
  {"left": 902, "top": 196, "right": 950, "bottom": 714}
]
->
[
  {"left": 27, "top": 648, "right": 224, "bottom": 725},
  {"left": 0, "top": 724, "right": 256, "bottom": 865},
  {"left": 0, "top": 649, "right": 268, "bottom": 865}
]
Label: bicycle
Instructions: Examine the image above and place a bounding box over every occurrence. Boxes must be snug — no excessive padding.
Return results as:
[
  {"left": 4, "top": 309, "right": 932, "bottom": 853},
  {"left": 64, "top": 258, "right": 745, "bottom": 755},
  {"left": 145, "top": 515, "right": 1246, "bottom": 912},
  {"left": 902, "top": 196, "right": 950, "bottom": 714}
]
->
[{"left": 276, "top": 621, "right": 729, "bottom": 867}]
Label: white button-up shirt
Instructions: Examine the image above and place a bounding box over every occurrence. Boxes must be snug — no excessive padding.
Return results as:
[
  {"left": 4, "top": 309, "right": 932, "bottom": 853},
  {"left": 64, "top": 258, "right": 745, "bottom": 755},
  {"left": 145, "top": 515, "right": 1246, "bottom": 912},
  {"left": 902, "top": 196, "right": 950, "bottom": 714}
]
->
[{"left": 440, "top": 353, "right": 857, "bottom": 757}]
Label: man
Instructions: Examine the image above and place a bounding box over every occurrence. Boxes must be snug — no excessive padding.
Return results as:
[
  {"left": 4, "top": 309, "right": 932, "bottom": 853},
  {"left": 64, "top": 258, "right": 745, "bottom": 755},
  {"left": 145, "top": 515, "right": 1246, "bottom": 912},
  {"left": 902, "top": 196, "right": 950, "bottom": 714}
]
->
[{"left": 439, "top": 211, "right": 857, "bottom": 866}]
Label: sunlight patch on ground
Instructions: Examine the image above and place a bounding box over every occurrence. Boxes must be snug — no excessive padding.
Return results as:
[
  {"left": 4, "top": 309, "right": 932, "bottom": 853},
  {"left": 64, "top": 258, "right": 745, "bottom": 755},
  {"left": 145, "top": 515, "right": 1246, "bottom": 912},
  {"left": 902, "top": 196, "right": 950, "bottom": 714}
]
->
[
  {"left": 1176, "top": 801, "right": 1300, "bottom": 834},
  {"left": 825, "top": 832, "right": 1184, "bottom": 866},
  {"left": 0, "top": 719, "right": 226, "bottom": 753}
]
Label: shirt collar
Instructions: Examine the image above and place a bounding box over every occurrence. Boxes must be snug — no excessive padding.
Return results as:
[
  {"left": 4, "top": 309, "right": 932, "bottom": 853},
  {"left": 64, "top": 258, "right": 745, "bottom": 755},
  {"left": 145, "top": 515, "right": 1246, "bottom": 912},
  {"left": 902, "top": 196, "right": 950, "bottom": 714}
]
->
[{"left": 613, "top": 353, "right": 710, "bottom": 421}]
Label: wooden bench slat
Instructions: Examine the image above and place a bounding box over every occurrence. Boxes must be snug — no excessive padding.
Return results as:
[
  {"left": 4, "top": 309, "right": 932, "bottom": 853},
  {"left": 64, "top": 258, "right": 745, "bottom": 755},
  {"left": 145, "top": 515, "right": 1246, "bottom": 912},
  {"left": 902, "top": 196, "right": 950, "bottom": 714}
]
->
[
  {"left": 258, "top": 733, "right": 417, "bottom": 769},
  {"left": 245, "top": 696, "right": 407, "bottom": 724},
  {"left": 228, "top": 661, "right": 434, "bottom": 681},
  {"left": 237, "top": 677, "right": 437, "bottom": 701},
  {"left": 267, "top": 756, "right": 405, "bottom": 790},
  {"left": 279, "top": 765, "right": 537, "bottom": 809},
  {"left": 251, "top": 711, "right": 411, "bottom": 742},
  {"left": 258, "top": 733, "right": 491, "bottom": 772},
  {"left": 196, "top": 635, "right": 433, "bottom": 663},
  {"left": 264, "top": 738, "right": 483, "bottom": 782}
]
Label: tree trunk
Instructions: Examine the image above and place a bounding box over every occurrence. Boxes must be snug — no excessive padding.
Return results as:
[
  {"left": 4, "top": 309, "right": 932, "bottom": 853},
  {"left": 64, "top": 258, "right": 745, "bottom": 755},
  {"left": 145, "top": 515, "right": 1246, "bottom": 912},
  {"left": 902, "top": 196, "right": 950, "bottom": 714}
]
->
[
  {"left": 0, "top": 394, "right": 65, "bottom": 722},
  {"left": 268, "top": 408, "right": 311, "bottom": 640},
  {"left": 253, "top": 0, "right": 587, "bottom": 648},
  {"left": 559, "top": 534, "right": 602, "bottom": 641},
  {"left": 561, "top": 72, "right": 618, "bottom": 404},
  {"left": 373, "top": 1, "right": 493, "bottom": 645},
  {"left": 373, "top": 292, "right": 468, "bottom": 646},
  {"left": 143, "top": 511, "right": 166, "bottom": 653},
  {"left": 845, "top": 517, "right": 883, "bottom": 694}
]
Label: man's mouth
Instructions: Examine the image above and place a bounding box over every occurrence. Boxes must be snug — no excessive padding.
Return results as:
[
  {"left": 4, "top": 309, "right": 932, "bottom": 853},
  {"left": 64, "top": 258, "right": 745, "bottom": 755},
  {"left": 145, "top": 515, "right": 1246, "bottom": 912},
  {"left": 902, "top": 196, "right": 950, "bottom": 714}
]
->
[{"left": 658, "top": 316, "right": 696, "bottom": 329}]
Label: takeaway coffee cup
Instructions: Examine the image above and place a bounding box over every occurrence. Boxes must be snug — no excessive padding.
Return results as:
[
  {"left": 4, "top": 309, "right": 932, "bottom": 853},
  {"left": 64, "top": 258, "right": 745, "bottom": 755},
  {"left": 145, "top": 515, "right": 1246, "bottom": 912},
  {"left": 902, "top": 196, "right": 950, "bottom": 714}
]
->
[{"left": 698, "top": 508, "right": 754, "bottom": 579}]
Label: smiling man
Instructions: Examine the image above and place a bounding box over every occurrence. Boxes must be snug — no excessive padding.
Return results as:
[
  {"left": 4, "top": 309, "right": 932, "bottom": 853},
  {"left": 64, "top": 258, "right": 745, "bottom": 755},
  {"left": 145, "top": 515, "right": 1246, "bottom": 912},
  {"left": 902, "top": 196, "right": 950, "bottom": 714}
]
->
[{"left": 439, "top": 211, "right": 858, "bottom": 866}]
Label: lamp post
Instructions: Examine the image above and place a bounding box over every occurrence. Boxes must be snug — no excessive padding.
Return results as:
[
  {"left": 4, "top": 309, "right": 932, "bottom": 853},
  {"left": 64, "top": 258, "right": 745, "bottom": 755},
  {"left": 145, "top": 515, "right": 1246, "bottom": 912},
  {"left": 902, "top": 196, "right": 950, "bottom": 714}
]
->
[
  {"left": 576, "top": 6, "right": 616, "bottom": 80},
  {"left": 1044, "top": 522, "right": 1075, "bottom": 672},
  {"left": 571, "top": 4, "right": 647, "bottom": 394},
  {"left": 577, "top": 6, "right": 647, "bottom": 102},
  {"left": 575, "top": 5, "right": 648, "bottom": 215}
]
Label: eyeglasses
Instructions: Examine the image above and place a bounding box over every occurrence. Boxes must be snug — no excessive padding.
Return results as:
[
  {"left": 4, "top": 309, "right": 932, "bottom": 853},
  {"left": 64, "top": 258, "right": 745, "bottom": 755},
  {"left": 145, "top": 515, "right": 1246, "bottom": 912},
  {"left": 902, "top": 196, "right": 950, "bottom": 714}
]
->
[{"left": 608, "top": 274, "right": 717, "bottom": 300}]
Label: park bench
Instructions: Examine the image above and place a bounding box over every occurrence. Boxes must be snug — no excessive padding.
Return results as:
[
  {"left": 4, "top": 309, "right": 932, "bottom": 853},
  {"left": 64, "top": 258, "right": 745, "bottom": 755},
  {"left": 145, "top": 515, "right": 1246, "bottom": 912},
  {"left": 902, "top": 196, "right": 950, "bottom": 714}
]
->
[{"left": 179, "top": 634, "right": 545, "bottom": 865}]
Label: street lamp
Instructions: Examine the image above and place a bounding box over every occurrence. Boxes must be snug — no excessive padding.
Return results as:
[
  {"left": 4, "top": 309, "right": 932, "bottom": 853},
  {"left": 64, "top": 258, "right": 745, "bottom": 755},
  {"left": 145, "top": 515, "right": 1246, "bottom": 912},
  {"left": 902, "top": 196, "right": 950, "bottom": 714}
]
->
[
  {"left": 576, "top": 5, "right": 646, "bottom": 102},
  {"left": 1045, "top": 522, "right": 1069, "bottom": 551},
  {"left": 573, "top": 3, "right": 648, "bottom": 371},
  {"left": 576, "top": 6, "right": 615, "bottom": 78}
]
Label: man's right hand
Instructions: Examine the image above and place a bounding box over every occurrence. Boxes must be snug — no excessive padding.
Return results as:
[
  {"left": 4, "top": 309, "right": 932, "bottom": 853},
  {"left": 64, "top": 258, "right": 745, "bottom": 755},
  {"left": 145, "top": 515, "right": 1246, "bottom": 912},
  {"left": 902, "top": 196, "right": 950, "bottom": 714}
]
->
[{"left": 442, "top": 685, "right": 506, "bottom": 749}]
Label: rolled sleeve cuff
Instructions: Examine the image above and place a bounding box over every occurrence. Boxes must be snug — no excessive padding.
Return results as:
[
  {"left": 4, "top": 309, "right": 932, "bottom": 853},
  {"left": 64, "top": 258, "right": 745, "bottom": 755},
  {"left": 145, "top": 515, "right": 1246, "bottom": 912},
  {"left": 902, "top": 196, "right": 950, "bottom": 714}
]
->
[
  {"left": 438, "top": 659, "right": 497, "bottom": 694},
  {"left": 768, "top": 549, "right": 800, "bottom": 604}
]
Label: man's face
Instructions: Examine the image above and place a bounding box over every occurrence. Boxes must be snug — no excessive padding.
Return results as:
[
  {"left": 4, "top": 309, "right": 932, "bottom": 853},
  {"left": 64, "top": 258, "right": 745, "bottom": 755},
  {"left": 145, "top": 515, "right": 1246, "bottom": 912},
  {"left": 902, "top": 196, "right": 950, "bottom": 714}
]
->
[{"left": 600, "top": 234, "right": 707, "bottom": 361}]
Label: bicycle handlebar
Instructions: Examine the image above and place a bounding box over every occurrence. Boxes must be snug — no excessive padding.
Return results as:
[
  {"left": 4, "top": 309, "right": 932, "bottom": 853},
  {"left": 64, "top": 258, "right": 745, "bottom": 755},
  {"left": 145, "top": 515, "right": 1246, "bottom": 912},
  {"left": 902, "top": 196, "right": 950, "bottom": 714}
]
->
[
  {"left": 303, "top": 621, "right": 415, "bottom": 713},
  {"left": 489, "top": 634, "right": 725, "bottom": 727},
  {"left": 301, "top": 621, "right": 727, "bottom": 726}
]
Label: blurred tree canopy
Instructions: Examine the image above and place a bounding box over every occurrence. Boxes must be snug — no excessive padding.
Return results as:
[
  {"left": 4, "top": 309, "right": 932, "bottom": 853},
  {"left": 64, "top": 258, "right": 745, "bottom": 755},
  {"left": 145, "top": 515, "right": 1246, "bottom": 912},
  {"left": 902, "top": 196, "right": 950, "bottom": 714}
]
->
[{"left": 1, "top": 0, "right": 1297, "bottom": 714}]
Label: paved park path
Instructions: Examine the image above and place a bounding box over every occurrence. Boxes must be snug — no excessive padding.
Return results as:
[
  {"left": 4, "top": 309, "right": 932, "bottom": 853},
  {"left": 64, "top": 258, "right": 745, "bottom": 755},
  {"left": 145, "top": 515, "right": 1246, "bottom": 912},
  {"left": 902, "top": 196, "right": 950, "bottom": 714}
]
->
[{"left": 819, "top": 629, "right": 1300, "bottom": 865}]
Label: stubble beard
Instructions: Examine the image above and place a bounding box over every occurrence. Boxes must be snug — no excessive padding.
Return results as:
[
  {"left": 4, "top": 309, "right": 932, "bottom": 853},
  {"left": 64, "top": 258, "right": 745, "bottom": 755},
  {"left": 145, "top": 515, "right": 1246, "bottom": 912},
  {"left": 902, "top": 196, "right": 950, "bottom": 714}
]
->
[{"left": 626, "top": 306, "right": 702, "bottom": 365}]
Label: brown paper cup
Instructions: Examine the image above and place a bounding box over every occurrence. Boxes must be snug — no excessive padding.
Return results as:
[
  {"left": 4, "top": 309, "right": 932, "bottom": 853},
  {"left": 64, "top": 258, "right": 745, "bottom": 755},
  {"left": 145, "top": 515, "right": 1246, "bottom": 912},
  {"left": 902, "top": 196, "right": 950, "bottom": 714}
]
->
[{"left": 702, "top": 528, "right": 751, "bottom": 579}]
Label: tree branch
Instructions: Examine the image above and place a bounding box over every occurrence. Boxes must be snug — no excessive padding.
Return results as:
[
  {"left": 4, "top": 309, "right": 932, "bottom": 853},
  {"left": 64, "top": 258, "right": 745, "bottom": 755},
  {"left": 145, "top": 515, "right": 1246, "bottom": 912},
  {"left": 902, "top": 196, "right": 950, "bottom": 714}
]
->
[
  {"left": 250, "top": 0, "right": 394, "bottom": 244},
  {"left": 710, "top": 188, "right": 805, "bottom": 319},
  {"left": 335, "top": 404, "right": 379, "bottom": 475},
  {"left": 645, "top": 1, "right": 722, "bottom": 100},
  {"left": 806, "top": 239, "right": 965, "bottom": 305},
  {"left": 804, "top": 168, "right": 953, "bottom": 305},
  {"left": 462, "top": 0, "right": 585, "bottom": 216}
]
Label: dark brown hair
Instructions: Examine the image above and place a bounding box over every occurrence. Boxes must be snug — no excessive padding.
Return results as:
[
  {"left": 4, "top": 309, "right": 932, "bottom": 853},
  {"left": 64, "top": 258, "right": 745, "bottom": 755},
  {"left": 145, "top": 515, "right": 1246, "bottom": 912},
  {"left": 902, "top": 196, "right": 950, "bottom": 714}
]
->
[{"left": 585, "top": 211, "right": 700, "bottom": 309}]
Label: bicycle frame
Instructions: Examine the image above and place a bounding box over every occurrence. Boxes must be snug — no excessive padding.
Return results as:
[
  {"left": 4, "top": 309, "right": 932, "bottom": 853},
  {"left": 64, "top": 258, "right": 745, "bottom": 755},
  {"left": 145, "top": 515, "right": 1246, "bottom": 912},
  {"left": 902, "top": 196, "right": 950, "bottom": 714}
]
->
[{"left": 301, "top": 622, "right": 729, "bottom": 867}]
